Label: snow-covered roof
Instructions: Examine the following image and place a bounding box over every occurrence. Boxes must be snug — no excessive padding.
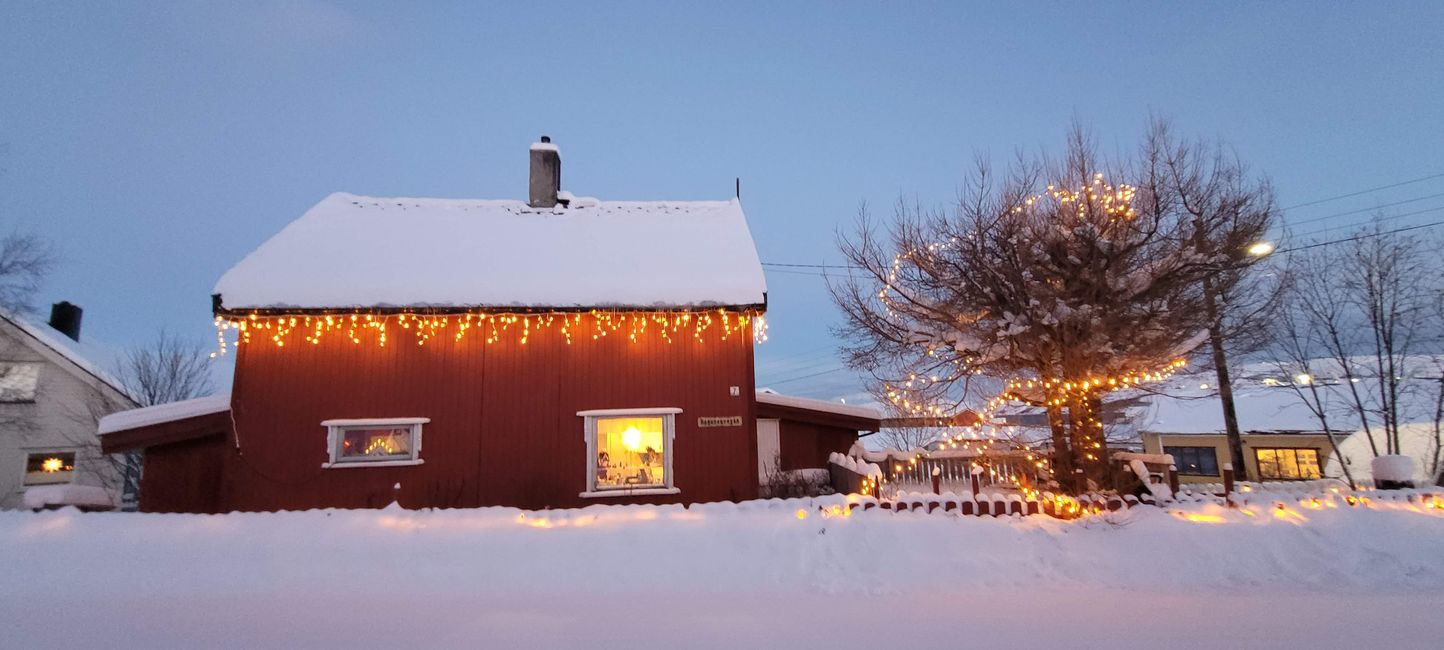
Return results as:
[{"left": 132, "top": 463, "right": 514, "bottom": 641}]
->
[
  {"left": 98, "top": 391, "right": 231, "bottom": 435},
  {"left": 1137, "top": 385, "right": 1325, "bottom": 434},
  {"left": 22, "top": 484, "right": 116, "bottom": 510},
  {"left": 0, "top": 313, "right": 131, "bottom": 401},
  {"left": 755, "top": 389, "right": 882, "bottom": 421},
  {"left": 214, "top": 192, "right": 768, "bottom": 311}
]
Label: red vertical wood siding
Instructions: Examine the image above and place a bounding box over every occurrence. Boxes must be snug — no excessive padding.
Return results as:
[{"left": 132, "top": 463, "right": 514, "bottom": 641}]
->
[
  {"left": 139, "top": 435, "right": 226, "bottom": 513},
  {"left": 778, "top": 421, "right": 858, "bottom": 471},
  {"left": 218, "top": 318, "right": 758, "bottom": 511}
]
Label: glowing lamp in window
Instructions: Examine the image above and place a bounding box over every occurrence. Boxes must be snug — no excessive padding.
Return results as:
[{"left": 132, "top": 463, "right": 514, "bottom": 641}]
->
[
  {"left": 25, "top": 452, "right": 76, "bottom": 485},
  {"left": 579, "top": 408, "right": 679, "bottom": 497}
]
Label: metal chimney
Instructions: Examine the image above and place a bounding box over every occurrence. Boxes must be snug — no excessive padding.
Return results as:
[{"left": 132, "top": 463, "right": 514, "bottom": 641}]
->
[
  {"left": 529, "top": 135, "right": 560, "bottom": 208},
  {"left": 48, "top": 301, "right": 82, "bottom": 342}
]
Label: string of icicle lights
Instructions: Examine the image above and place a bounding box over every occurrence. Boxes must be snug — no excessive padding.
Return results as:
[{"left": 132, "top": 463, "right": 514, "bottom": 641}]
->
[{"left": 211, "top": 309, "right": 768, "bottom": 356}]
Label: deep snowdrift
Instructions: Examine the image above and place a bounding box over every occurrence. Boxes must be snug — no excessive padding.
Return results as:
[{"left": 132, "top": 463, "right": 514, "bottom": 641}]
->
[{"left": 3, "top": 499, "right": 1442, "bottom": 648}]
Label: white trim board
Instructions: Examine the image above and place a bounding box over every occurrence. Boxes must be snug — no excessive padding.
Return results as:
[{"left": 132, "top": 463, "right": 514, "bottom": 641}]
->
[{"left": 576, "top": 407, "right": 682, "bottom": 417}]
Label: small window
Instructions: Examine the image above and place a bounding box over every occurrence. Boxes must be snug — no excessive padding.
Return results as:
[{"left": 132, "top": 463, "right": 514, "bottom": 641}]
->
[
  {"left": 579, "top": 408, "right": 680, "bottom": 497},
  {"left": 1255, "top": 448, "right": 1321, "bottom": 480},
  {"left": 1163, "top": 446, "right": 1220, "bottom": 476},
  {"left": 0, "top": 362, "right": 40, "bottom": 402},
  {"left": 321, "top": 418, "right": 428, "bottom": 468},
  {"left": 25, "top": 451, "right": 76, "bottom": 485}
]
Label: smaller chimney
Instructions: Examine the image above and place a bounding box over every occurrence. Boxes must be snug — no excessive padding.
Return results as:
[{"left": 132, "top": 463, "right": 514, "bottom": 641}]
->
[
  {"left": 48, "top": 301, "right": 82, "bottom": 342},
  {"left": 529, "top": 135, "right": 561, "bottom": 208}
]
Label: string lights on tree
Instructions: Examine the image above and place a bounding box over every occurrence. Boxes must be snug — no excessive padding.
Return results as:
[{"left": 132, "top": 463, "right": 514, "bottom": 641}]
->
[{"left": 833, "top": 122, "right": 1273, "bottom": 495}]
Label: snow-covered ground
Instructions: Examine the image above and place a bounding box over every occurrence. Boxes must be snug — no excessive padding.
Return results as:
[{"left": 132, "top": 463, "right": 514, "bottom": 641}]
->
[{"left": 4, "top": 498, "right": 1443, "bottom": 649}]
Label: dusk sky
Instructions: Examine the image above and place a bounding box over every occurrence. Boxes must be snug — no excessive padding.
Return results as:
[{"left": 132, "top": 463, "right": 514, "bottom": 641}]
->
[{"left": 2, "top": 1, "right": 1442, "bottom": 399}]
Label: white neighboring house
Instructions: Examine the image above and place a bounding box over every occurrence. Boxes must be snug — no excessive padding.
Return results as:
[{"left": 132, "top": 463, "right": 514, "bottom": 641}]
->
[{"left": 0, "top": 305, "right": 137, "bottom": 510}]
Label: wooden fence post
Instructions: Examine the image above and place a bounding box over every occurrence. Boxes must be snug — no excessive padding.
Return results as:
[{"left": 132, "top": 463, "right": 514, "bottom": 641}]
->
[
  {"left": 931, "top": 466, "right": 941, "bottom": 495},
  {"left": 1222, "top": 463, "right": 1235, "bottom": 508},
  {"left": 1167, "top": 464, "right": 1180, "bottom": 497}
]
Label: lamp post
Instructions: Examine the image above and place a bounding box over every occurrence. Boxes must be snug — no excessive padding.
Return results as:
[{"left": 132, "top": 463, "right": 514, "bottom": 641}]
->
[{"left": 1200, "top": 235, "right": 1274, "bottom": 484}]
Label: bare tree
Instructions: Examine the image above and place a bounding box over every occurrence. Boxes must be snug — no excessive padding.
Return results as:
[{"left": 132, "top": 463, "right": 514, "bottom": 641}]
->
[
  {"left": 1270, "top": 272, "right": 1355, "bottom": 487},
  {"left": 1147, "top": 118, "right": 1284, "bottom": 478},
  {"left": 0, "top": 230, "right": 55, "bottom": 316},
  {"left": 119, "top": 329, "right": 216, "bottom": 407},
  {"left": 1278, "top": 217, "right": 1440, "bottom": 486},
  {"left": 1289, "top": 242, "right": 1380, "bottom": 455},
  {"left": 1346, "top": 218, "right": 1430, "bottom": 456},
  {"left": 831, "top": 121, "right": 1274, "bottom": 492}
]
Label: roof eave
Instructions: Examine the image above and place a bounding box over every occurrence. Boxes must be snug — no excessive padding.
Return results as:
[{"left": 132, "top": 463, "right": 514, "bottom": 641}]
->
[{"left": 213, "top": 294, "right": 768, "bottom": 318}]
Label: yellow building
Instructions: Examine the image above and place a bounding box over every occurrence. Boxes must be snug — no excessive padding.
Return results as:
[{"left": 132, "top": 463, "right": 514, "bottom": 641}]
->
[{"left": 1141, "top": 431, "right": 1337, "bottom": 484}]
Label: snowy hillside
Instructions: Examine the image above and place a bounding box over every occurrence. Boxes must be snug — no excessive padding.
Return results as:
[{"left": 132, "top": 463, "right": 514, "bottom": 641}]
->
[{"left": 3, "top": 499, "right": 1443, "bottom": 648}]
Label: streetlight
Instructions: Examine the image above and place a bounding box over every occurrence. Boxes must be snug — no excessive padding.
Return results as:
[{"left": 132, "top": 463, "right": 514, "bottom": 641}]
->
[{"left": 1246, "top": 241, "right": 1275, "bottom": 257}]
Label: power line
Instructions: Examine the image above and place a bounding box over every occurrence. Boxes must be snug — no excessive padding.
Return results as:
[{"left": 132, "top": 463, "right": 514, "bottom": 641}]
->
[
  {"left": 1285, "top": 191, "right": 1444, "bottom": 228},
  {"left": 760, "top": 171, "right": 1444, "bottom": 270},
  {"left": 1290, "top": 204, "right": 1444, "bottom": 241},
  {"left": 1280, "top": 172, "right": 1444, "bottom": 211},
  {"left": 764, "top": 366, "right": 853, "bottom": 386},
  {"left": 761, "top": 262, "right": 857, "bottom": 269},
  {"left": 1277, "top": 218, "right": 1444, "bottom": 254}
]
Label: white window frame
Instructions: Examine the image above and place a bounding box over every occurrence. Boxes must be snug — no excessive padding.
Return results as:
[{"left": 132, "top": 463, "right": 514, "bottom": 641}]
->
[
  {"left": 578, "top": 407, "right": 681, "bottom": 498},
  {"left": 321, "top": 417, "right": 429, "bottom": 469},
  {"left": 0, "top": 361, "right": 41, "bottom": 403},
  {"left": 23, "top": 449, "right": 77, "bottom": 486}
]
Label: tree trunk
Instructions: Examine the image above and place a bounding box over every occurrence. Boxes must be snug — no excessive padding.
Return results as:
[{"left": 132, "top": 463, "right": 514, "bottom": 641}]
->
[
  {"left": 1202, "top": 275, "right": 1249, "bottom": 481},
  {"left": 1067, "top": 392, "right": 1109, "bottom": 492},
  {"left": 1046, "top": 401, "right": 1072, "bottom": 491}
]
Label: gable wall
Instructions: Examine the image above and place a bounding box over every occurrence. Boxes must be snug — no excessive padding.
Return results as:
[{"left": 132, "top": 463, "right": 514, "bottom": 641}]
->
[{"left": 0, "top": 323, "right": 130, "bottom": 509}]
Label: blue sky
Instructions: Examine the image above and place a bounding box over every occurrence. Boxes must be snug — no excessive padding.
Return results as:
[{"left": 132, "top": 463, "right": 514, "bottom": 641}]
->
[{"left": 2, "top": 1, "right": 1442, "bottom": 398}]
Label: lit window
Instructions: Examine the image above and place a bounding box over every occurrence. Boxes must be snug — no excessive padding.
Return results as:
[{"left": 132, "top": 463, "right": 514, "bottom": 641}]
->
[
  {"left": 25, "top": 451, "right": 75, "bottom": 485},
  {"left": 0, "top": 362, "right": 40, "bottom": 402},
  {"left": 1254, "top": 448, "right": 1321, "bottom": 480},
  {"left": 579, "top": 408, "right": 680, "bottom": 497},
  {"left": 321, "top": 418, "right": 428, "bottom": 468},
  {"left": 1163, "top": 446, "right": 1220, "bottom": 476}
]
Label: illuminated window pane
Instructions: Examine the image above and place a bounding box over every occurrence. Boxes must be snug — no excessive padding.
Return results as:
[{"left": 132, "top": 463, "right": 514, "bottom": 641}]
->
[
  {"left": 1255, "top": 449, "right": 1280, "bottom": 480},
  {"left": 326, "top": 421, "right": 424, "bottom": 466},
  {"left": 25, "top": 451, "right": 75, "bottom": 485},
  {"left": 594, "top": 416, "right": 666, "bottom": 489},
  {"left": 339, "top": 427, "right": 412, "bottom": 460},
  {"left": 1279, "top": 449, "right": 1301, "bottom": 479},
  {"left": 1255, "top": 448, "right": 1320, "bottom": 480},
  {"left": 1295, "top": 449, "right": 1321, "bottom": 479}
]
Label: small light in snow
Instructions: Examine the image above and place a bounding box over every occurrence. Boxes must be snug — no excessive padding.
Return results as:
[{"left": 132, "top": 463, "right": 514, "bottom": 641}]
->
[
  {"left": 1199, "top": 383, "right": 1209, "bottom": 390},
  {"left": 1295, "top": 373, "right": 1312, "bottom": 385}
]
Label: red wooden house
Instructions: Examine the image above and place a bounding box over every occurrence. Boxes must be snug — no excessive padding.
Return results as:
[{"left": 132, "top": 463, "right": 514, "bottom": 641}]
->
[{"left": 100, "top": 138, "right": 878, "bottom": 512}]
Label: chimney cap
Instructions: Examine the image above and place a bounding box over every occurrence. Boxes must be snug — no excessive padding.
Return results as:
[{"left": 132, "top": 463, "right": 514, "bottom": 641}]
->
[{"left": 540, "top": 135, "right": 551, "bottom": 143}]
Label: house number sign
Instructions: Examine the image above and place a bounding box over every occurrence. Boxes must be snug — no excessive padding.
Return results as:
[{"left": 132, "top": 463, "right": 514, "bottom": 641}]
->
[{"left": 697, "top": 416, "right": 743, "bottom": 428}]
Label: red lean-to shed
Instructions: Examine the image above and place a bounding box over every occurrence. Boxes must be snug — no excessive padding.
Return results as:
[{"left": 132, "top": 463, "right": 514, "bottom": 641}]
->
[{"left": 100, "top": 138, "right": 878, "bottom": 513}]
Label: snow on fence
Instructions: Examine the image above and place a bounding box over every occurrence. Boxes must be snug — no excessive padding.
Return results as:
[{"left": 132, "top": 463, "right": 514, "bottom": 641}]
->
[
  {"left": 827, "top": 452, "right": 1139, "bottom": 519},
  {"left": 830, "top": 490, "right": 1137, "bottom": 519},
  {"left": 840, "top": 448, "right": 1046, "bottom": 501}
]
